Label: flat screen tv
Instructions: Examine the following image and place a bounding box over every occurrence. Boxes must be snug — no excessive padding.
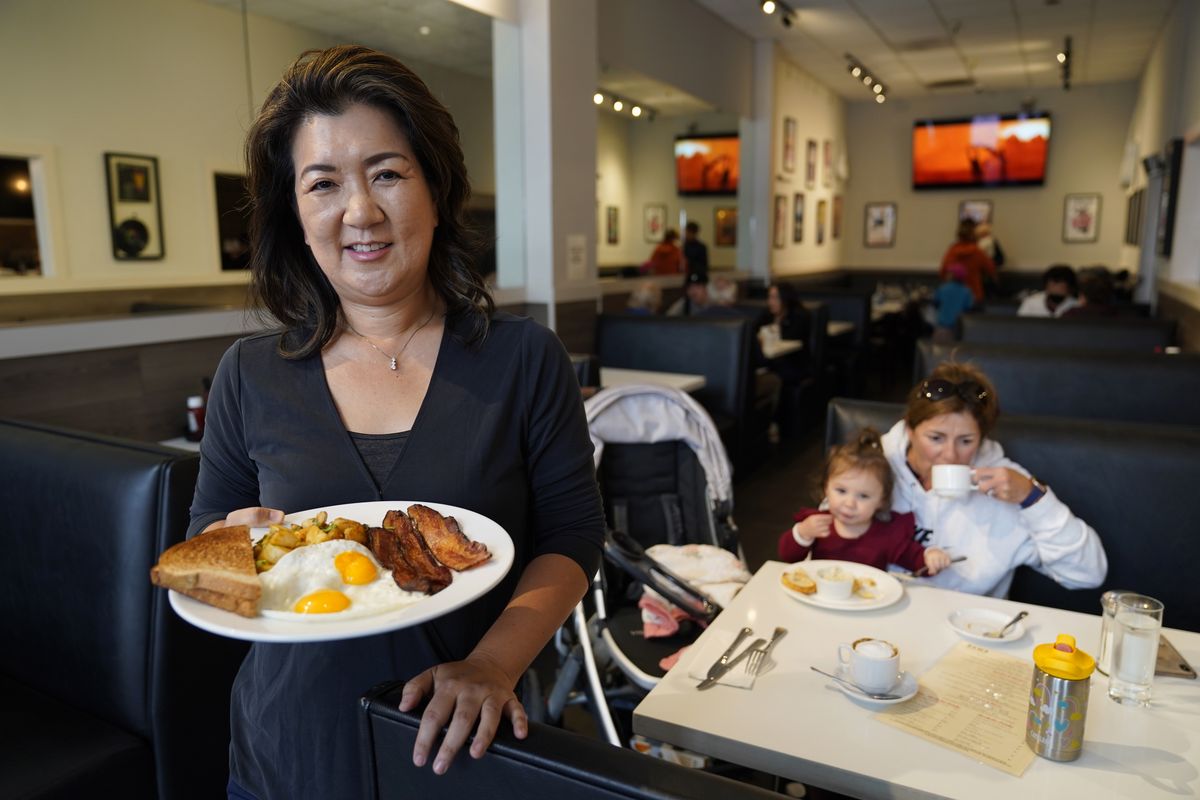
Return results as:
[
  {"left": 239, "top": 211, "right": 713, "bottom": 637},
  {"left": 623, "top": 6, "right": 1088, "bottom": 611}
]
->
[
  {"left": 675, "top": 133, "right": 739, "bottom": 195},
  {"left": 912, "top": 113, "right": 1051, "bottom": 189}
]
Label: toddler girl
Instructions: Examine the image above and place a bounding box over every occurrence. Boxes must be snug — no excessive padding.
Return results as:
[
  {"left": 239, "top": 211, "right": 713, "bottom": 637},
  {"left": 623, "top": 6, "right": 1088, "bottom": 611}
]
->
[{"left": 778, "top": 428, "right": 951, "bottom": 575}]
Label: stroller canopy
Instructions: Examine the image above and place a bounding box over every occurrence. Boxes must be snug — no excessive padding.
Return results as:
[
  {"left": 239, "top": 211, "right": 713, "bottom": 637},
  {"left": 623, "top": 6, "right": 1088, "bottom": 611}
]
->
[{"left": 584, "top": 384, "right": 733, "bottom": 509}]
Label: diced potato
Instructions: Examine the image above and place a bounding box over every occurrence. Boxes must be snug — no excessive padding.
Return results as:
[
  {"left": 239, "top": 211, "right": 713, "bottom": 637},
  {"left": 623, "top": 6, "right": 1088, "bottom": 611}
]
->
[
  {"left": 259, "top": 542, "right": 292, "bottom": 564},
  {"left": 305, "top": 526, "right": 334, "bottom": 545},
  {"left": 270, "top": 528, "right": 300, "bottom": 548}
]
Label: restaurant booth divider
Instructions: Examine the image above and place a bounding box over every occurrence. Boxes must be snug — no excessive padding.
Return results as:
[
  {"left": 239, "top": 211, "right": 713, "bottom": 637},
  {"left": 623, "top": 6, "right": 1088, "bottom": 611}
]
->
[
  {"left": 961, "top": 313, "right": 1176, "bottom": 351},
  {"left": 824, "top": 399, "right": 1200, "bottom": 633},
  {"left": 0, "top": 419, "right": 248, "bottom": 800},
  {"left": 915, "top": 340, "right": 1200, "bottom": 427}
]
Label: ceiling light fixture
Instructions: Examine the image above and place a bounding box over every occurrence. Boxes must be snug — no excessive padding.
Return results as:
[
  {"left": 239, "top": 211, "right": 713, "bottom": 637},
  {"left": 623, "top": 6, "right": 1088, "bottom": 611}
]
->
[
  {"left": 594, "top": 89, "right": 656, "bottom": 120},
  {"left": 876, "top": 94, "right": 886, "bottom": 104},
  {"left": 418, "top": 25, "right": 430, "bottom": 36},
  {"left": 846, "top": 55, "right": 889, "bottom": 105},
  {"left": 761, "top": 0, "right": 776, "bottom": 14},
  {"left": 632, "top": 106, "right": 642, "bottom": 117},
  {"left": 1059, "top": 35, "right": 1072, "bottom": 91},
  {"left": 593, "top": 92, "right": 604, "bottom": 105},
  {"left": 612, "top": 100, "right": 623, "bottom": 112}
]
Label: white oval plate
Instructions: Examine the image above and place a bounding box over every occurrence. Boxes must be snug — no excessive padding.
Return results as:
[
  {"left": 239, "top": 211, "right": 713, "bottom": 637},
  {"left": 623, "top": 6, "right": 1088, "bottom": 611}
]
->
[
  {"left": 947, "top": 607, "right": 1026, "bottom": 643},
  {"left": 779, "top": 560, "right": 904, "bottom": 612},
  {"left": 168, "top": 500, "right": 515, "bottom": 643},
  {"left": 830, "top": 664, "right": 919, "bottom": 706}
]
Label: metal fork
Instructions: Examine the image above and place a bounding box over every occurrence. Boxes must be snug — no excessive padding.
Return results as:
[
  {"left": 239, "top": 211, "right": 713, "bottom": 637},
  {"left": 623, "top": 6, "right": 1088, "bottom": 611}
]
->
[{"left": 745, "top": 626, "right": 788, "bottom": 675}]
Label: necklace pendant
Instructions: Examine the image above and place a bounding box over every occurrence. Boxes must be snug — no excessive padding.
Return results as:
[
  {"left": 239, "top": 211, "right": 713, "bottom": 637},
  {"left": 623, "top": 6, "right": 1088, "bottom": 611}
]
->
[{"left": 389, "top": 356, "right": 397, "bottom": 370}]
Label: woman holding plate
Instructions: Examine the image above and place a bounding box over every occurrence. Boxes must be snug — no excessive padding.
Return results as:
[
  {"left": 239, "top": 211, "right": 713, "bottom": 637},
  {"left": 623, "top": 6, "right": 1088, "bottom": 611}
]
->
[
  {"left": 188, "top": 46, "right": 604, "bottom": 800},
  {"left": 880, "top": 361, "right": 1106, "bottom": 598}
]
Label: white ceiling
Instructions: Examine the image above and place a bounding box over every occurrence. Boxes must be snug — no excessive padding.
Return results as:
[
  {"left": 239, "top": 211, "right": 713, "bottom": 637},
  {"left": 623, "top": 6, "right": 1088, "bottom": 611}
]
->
[{"left": 696, "top": 0, "right": 1177, "bottom": 100}]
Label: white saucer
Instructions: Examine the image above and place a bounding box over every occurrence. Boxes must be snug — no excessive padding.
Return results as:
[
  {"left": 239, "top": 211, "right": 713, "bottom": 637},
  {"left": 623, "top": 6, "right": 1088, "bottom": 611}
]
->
[
  {"left": 832, "top": 665, "right": 919, "bottom": 705},
  {"left": 947, "top": 608, "right": 1026, "bottom": 643}
]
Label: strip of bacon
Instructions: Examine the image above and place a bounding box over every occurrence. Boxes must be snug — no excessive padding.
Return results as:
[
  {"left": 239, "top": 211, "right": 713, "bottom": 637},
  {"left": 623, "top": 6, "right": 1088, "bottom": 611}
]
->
[
  {"left": 406, "top": 504, "right": 492, "bottom": 571},
  {"left": 367, "top": 526, "right": 448, "bottom": 595}
]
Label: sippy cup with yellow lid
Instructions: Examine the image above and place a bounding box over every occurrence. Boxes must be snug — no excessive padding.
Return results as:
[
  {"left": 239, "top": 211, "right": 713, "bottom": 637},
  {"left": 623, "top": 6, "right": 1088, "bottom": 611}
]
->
[{"left": 1026, "top": 633, "right": 1095, "bottom": 761}]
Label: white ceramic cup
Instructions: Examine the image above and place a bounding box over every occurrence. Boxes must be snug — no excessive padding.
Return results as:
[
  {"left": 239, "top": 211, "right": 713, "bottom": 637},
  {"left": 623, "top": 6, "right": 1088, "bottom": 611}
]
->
[
  {"left": 815, "top": 566, "right": 855, "bottom": 600},
  {"left": 932, "top": 464, "right": 975, "bottom": 498},
  {"left": 837, "top": 637, "right": 900, "bottom": 693}
]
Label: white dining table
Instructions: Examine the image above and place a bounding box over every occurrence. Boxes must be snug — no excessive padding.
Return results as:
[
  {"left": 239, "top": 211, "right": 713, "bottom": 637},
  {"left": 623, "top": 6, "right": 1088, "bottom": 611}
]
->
[
  {"left": 600, "top": 367, "right": 706, "bottom": 393},
  {"left": 826, "top": 320, "right": 856, "bottom": 338},
  {"left": 633, "top": 561, "right": 1200, "bottom": 800},
  {"left": 761, "top": 339, "right": 803, "bottom": 359}
]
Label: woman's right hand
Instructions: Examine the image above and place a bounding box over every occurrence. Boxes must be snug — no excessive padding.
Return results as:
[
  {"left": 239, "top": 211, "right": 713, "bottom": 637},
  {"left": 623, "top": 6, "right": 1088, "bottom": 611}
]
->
[
  {"left": 794, "top": 513, "right": 834, "bottom": 541},
  {"left": 202, "top": 507, "right": 284, "bottom": 533}
]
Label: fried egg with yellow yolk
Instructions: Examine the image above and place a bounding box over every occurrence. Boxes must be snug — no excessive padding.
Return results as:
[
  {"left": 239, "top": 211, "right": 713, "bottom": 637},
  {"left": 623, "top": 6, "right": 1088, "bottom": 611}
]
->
[{"left": 259, "top": 539, "right": 422, "bottom": 620}]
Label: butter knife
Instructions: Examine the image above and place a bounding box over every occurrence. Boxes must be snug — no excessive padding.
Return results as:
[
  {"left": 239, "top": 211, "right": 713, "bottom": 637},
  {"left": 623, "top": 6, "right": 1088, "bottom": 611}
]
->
[
  {"left": 697, "top": 637, "right": 766, "bottom": 690},
  {"left": 704, "top": 626, "right": 753, "bottom": 681}
]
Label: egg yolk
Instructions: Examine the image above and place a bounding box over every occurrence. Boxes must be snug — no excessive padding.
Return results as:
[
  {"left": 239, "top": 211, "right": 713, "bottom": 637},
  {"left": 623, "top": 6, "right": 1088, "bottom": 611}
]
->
[
  {"left": 293, "top": 589, "right": 351, "bottom": 614},
  {"left": 334, "top": 551, "right": 378, "bottom": 585}
]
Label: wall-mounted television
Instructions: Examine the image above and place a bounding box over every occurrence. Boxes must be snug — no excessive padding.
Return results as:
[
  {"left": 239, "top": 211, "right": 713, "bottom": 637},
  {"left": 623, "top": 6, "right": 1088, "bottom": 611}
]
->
[
  {"left": 675, "top": 133, "right": 739, "bottom": 195},
  {"left": 912, "top": 113, "right": 1051, "bottom": 189}
]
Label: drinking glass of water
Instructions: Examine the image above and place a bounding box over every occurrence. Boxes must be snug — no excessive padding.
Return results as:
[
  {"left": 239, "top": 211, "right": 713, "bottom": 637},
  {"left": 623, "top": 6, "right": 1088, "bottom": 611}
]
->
[{"left": 1107, "top": 593, "right": 1164, "bottom": 706}]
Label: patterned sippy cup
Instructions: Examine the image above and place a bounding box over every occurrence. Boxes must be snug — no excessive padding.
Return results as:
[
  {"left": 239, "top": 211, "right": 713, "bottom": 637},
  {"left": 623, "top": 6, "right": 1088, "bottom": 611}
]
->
[{"left": 1026, "top": 633, "right": 1095, "bottom": 761}]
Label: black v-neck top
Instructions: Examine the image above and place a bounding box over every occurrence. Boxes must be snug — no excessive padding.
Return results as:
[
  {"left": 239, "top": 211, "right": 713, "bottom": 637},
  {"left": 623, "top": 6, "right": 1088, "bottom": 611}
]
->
[{"left": 189, "top": 312, "right": 603, "bottom": 800}]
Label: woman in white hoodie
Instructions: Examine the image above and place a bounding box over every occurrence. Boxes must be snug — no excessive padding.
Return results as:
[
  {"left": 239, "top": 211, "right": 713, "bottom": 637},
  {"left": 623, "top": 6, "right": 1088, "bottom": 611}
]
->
[{"left": 880, "top": 361, "right": 1107, "bottom": 598}]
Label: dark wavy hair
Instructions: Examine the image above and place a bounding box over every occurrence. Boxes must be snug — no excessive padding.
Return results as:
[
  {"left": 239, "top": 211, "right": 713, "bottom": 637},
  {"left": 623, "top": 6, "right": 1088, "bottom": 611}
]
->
[{"left": 245, "top": 45, "right": 493, "bottom": 357}]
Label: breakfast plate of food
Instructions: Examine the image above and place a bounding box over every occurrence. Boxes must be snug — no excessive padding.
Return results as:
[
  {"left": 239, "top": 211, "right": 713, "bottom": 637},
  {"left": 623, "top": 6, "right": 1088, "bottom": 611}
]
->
[
  {"left": 779, "top": 560, "right": 903, "bottom": 611},
  {"left": 153, "top": 500, "right": 514, "bottom": 643}
]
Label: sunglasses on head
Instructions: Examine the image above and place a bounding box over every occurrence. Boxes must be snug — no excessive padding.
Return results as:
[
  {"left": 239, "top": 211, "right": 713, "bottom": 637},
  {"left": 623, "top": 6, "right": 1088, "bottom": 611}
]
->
[{"left": 920, "top": 378, "right": 990, "bottom": 405}]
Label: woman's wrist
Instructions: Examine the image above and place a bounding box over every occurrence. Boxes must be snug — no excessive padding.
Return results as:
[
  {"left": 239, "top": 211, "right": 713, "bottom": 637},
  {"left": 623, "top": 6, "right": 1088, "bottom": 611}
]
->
[{"left": 1019, "top": 477, "right": 1047, "bottom": 509}]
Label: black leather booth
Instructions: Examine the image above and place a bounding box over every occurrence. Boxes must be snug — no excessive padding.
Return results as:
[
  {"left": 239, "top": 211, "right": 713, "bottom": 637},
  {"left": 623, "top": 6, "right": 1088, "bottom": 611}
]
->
[
  {"left": 595, "top": 314, "right": 764, "bottom": 467},
  {"left": 961, "top": 313, "right": 1176, "bottom": 351},
  {"left": 825, "top": 400, "right": 1200, "bottom": 632},
  {"left": 360, "top": 681, "right": 780, "bottom": 800},
  {"left": 915, "top": 341, "right": 1200, "bottom": 426},
  {"left": 0, "top": 420, "right": 247, "bottom": 799}
]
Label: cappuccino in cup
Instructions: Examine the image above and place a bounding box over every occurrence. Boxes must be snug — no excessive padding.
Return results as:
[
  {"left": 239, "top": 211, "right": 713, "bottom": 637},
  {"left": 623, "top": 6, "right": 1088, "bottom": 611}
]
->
[{"left": 837, "top": 637, "right": 900, "bottom": 693}]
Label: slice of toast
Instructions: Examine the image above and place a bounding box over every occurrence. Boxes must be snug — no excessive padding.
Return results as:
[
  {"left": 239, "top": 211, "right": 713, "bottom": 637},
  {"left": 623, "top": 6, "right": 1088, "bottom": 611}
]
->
[
  {"left": 782, "top": 566, "right": 816, "bottom": 594},
  {"left": 150, "top": 525, "right": 261, "bottom": 617}
]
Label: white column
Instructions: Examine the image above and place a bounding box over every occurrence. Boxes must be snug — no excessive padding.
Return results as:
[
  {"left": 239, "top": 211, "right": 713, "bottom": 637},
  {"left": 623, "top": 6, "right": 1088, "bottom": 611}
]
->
[{"left": 742, "top": 39, "right": 776, "bottom": 282}]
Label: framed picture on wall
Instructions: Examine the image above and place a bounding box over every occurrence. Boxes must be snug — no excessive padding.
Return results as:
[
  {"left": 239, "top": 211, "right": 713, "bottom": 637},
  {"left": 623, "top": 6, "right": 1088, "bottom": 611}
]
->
[
  {"left": 1157, "top": 138, "right": 1183, "bottom": 256},
  {"left": 1062, "top": 193, "right": 1101, "bottom": 243},
  {"left": 864, "top": 202, "right": 897, "bottom": 248},
  {"left": 606, "top": 206, "right": 619, "bottom": 245},
  {"left": 792, "top": 192, "right": 804, "bottom": 243},
  {"left": 832, "top": 195, "right": 843, "bottom": 239},
  {"left": 643, "top": 203, "right": 666, "bottom": 243},
  {"left": 1124, "top": 188, "right": 1144, "bottom": 246},
  {"left": 773, "top": 195, "right": 787, "bottom": 249},
  {"left": 805, "top": 139, "right": 817, "bottom": 189},
  {"left": 816, "top": 199, "right": 827, "bottom": 245},
  {"left": 782, "top": 117, "right": 797, "bottom": 174},
  {"left": 822, "top": 140, "right": 833, "bottom": 187},
  {"left": 104, "top": 152, "right": 164, "bottom": 260},
  {"left": 958, "top": 199, "right": 992, "bottom": 224},
  {"left": 714, "top": 207, "right": 737, "bottom": 247}
]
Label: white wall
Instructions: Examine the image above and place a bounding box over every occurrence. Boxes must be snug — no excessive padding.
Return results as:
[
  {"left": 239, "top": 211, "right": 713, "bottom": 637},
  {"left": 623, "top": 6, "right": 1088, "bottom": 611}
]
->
[
  {"left": 841, "top": 82, "right": 1136, "bottom": 273},
  {"left": 770, "top": 57, "right": 846, "bottom": 275},
  {"left": 596, "top": 112, "right": 636, "bottom": 265},
  {"left": 0, "top": 0, "right": 494, "bottom": 296}
]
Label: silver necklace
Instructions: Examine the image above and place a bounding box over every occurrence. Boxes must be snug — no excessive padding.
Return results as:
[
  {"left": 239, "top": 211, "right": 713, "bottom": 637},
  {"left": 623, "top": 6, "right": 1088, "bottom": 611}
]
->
[{"left": 344, "top": 309, "right": 436, "bottom": 372}]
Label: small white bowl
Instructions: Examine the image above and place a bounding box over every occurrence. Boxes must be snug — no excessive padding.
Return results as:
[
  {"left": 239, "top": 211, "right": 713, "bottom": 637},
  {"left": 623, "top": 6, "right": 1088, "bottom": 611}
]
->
[
  {"left": 947, "top": 608, "right": 1027, "bottom": 643},
  {"left": 814, "top": 566, "right": 855, "bottom": 600}
]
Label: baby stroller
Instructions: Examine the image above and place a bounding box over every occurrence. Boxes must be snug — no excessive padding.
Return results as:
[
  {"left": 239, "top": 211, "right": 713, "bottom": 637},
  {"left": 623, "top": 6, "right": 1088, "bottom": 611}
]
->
[{"left": 544, "top": 384, "right": 742, "bottom": 747}]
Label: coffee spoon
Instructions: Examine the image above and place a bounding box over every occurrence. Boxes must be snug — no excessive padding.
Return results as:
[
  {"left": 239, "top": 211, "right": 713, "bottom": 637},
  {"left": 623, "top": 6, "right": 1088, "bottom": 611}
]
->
[
  {"left": 809, "top": 666, "right": 902, "bottom": 700},
  {"left": 982, "top": 610, "right": 1028, "bottom": 639}
]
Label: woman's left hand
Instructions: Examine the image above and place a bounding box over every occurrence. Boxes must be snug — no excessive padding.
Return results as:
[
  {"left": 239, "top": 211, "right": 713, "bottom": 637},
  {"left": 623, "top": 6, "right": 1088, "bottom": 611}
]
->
[
  {"left": 399, "top": 653, "right": 528, "bottom": 775},
  {"left": 973, "top": 466, "right": 1033, "bottom": 505}
]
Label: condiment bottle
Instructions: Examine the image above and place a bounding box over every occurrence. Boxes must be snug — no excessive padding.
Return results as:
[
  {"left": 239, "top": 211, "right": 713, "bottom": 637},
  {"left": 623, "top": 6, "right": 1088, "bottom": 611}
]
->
[
  {"left": 1026, "top": 633, "right": 1095, "bottom": 761},
  {"left": 185, "top": 395, "right": 206, "bottom": 442}
]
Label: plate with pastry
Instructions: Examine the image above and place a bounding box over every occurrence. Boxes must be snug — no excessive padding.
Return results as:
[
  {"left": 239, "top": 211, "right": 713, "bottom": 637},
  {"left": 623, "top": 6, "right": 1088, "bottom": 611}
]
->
[
  {"left": 779, "top": 560, "right": 903, "bottom": 611},
  {"left": 154, "top": 500, "right": 514, "bottom": 643}
]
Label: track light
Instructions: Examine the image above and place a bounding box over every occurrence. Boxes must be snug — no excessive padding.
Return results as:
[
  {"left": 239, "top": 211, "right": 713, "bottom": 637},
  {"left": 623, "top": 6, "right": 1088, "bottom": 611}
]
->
[
  {"left": 631, "top": 106, "right": 642, "bottom": 117},
  {"left": 594, "top": 89, "right": 656, "bottom": 120},
  {"left": 850, "top": 66, "right": 862, "bottom": 77},
  {"left": 873, "top": 84, "right": 883, "bottom": 94},
  {"left": 876, "top": 94, "right": 886, "bottom": 104},
  {"left": 863, "top": 76, "right": 873, "bottom": 86},
  {"left": 847, "top": 55, "right": 889, "bottom": 105},
  {"left": 761, "top": 0, "right": 776, "bottom": 14},
  {"left": 1059, "top": 35, "right": 1072, "bottom": 91},
  {"left": 612, "top": 100, "right": 623, "bottom": 112},
  {"left": 1056, "top": 52, "right": 1067, "bottom": 64},
  {"left": 593, "top": 92, "right": 604, "bottom": 105}
]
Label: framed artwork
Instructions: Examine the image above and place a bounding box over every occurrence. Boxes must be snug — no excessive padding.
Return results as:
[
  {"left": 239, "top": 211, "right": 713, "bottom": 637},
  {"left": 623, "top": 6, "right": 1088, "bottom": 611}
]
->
[
  {"left": 643, "top": 203, "right": 666, "bottom": 243},
  {"left": 832, "top": 195, "right": 843, "bottom": 240},
  {"left": 104, "top": 152, "right": 164, "bottom": 260},
  {"left": 1124, "top": 188, "right": 1145, "bottom": 246},
  {"left": 214, "top": 172, "right": 251, "bottom": 270},
  {"left": 822, "top": 140, "right": 833, "bottom": 187},
  {"left": 782, "top": 117, "right": 797, "bottom": 174},
  {"left": 864, "top": 202, "right": 897, "bottom": 248},
  {"left": 792, "top": 192, "right": 805, "bottom": 243},
  {"left": 958, "top": 199, "right": 992, "bottom": 224},
  {"left": 816, "top": 199, "right": 827, "bottom": 245},
  {"left": 1157, "top": 138, "right": 1183, "bottom": 256},
  {"left": 773, "top": 194, "right": 787, "bottom": 249},
  {"left": 714, "top": 207, "right": 737, "bottom": 247},
  {"left": 605, "top": 206, "right": 619, "bottom": 245},
  {"left": 805, "top": 139, "right": 817, "bottom": 189},
  {"left": 1063, "top": 193, "right": 1101, "bottom": 243}
]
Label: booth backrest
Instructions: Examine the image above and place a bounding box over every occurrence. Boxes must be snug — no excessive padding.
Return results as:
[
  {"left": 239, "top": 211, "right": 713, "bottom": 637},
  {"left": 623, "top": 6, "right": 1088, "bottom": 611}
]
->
[
  {"left": 793, "top": 287, "right": 871, "bottom": 347},
  {"left": 0, "top": 419, "right": 247, "bottom": 798},
  {"left": 595, "top": 314, "right": 750, "bottom": 433},
  {"left": 825, "top": 400, "right": 1200, "bottom": 631},
  {"left": 915, "top": 341, "right": 1200, "bottom": 426},
  {"left": 961, "top": 314, "right": 1175, "bottom": 351},
  {"left": 360, "top": 681, "right": 780, "bottom": 800}
]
